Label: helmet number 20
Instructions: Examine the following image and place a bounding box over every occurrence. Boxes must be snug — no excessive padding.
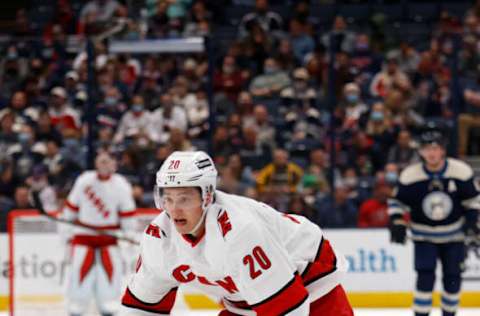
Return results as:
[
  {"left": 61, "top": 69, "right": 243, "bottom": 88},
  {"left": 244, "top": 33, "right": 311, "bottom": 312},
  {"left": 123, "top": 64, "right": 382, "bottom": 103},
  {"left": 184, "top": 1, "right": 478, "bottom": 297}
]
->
[
  {"left": 243, "top": 246, "right": 272, "bottom": 279},
  {"left": 168, "top": 160, "right": 181, "bottom": 169}
]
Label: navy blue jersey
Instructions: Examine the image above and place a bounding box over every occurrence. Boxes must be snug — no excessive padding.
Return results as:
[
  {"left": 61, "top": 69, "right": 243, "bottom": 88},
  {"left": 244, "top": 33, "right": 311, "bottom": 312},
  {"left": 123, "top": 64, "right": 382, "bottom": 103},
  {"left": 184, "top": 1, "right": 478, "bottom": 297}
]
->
[{"left": 388, "top": 158, "right": 480, "bottom": 243}]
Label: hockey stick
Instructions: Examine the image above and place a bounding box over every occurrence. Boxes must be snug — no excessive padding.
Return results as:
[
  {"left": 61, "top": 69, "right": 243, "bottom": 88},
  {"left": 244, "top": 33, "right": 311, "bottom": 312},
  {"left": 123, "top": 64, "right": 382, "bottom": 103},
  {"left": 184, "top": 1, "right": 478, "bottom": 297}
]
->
[{"left": 31, "top": 190, "right": 139, "bottom": 245}]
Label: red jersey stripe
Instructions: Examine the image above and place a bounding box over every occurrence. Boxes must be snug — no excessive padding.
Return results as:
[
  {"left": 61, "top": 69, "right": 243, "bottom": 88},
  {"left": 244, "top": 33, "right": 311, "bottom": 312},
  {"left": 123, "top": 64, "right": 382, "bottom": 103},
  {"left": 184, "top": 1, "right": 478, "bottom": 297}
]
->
[
  {"left": 251, "top": 274, "right": 309, "bottom": 316},
  {"left": 65, "top": 200, "right": 79, "bottom": 212},
  {"left": 121, "top": 287, "right": 177, "bottom": 314},
  {"left": 119, "top": 210, "right": 137, "bottom": 217},
  {"left": 301, "top": 237, "right": 337, "bottom": 286}
]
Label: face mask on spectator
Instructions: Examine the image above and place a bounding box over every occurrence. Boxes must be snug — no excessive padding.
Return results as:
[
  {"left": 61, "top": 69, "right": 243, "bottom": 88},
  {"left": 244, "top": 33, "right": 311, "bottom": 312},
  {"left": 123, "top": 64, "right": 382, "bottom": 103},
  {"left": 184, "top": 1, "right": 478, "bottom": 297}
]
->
[
  {"left": 132, "top": 104, "right": 144, "bottom": 113},
  {"left": 344, "top": 177, "right": 358, "bottom": 188},
  {"left": 63, "top": 138, "right": 79, "bottom": 149},
  {"left": 18, "top": 132, "right": 31, "bottom": 145},
  {"left": 264, "top": 66, "right": 278, "bottom": 75},
  {"left": 223, "top": 65, "right": 234, "bottom": 74},
  {"left": 370, "top": 111, "right": 384, "bottom": 121},
  {"left": 346, "top": 94, "right": 358, "bottom": 104},
  {"left": 294, "top": 80, "right": 307, "bottom": 91},
  {"left": 385, "top": 171, "right": 398, "bottom": 184},
  {"left": 105, "top": 97, "right": 118, "bottom": 106},
  {"left": 355, "top": 43, "right": 369, "bottom": 51}
]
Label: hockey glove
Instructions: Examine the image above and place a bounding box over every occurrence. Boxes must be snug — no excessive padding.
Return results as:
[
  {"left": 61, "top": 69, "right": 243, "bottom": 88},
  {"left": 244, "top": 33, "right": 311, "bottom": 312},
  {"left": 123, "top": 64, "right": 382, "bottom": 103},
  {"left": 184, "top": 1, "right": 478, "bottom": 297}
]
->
[{"left": 389, "top": 215, "right": 407, "bottom": 244}]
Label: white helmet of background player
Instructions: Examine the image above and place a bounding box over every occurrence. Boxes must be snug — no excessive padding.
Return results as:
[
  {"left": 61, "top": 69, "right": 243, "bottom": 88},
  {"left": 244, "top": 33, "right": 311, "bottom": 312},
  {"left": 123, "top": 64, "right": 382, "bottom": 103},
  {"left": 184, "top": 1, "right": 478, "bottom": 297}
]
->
[
  {"left": 154, "top": 151, "right": 217, "bottom": 233},
  {"left": 95, "top": 151, "right": 117, "bottom": 177}
]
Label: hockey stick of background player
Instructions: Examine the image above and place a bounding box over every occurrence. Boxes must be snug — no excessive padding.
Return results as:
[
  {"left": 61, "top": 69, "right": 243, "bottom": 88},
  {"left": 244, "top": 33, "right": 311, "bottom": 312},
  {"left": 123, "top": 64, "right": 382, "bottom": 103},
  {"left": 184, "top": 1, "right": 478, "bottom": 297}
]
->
[{"left": 31, "top": 190, "right": 140, "bottom": 245}]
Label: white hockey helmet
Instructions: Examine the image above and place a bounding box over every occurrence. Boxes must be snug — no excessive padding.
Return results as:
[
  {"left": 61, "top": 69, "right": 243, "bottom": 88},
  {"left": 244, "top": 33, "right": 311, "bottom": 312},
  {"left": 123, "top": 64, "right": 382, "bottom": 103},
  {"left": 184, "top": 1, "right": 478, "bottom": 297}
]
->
[{"left": 154, "top": 151, "right": 217, "bottom": 210}]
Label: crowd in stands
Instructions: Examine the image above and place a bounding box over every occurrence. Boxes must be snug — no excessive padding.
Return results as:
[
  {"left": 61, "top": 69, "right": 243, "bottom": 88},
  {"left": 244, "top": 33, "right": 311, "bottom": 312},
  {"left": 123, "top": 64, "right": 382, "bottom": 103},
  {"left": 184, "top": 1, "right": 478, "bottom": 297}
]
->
[{"left": 0, "top": 0, "right": 480, "bottom": 232}]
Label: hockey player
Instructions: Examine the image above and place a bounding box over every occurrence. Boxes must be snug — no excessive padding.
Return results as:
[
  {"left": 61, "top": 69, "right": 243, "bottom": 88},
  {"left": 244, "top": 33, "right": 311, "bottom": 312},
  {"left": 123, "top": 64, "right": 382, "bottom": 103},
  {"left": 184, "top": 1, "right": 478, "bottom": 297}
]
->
[
  {"left": 120, "top": 151, "right": 353, "bottom": 315},
  {"left": 62, "top": 151, "right": 136, "bottom": 316},
  {"left": 388, "top": 130, "right": 480, "bottom": 316}
]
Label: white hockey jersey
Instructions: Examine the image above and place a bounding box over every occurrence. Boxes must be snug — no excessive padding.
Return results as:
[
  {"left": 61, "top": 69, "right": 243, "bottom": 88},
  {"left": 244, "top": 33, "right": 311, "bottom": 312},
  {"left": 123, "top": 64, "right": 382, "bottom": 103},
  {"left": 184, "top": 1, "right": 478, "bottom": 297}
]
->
[
  {"left": 121, "top": 191, "right": 346, "bottom": 315},
  {"left": 63, "top": 171, "right": 136, "bottom": 245}
]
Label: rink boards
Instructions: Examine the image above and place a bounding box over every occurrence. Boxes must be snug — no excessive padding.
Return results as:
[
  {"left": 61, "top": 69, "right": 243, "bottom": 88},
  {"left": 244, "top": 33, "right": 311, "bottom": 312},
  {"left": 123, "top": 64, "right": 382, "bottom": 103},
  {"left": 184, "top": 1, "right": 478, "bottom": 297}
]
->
[{"left": 1, "top": 229, "right": 479, "bottom": 310}]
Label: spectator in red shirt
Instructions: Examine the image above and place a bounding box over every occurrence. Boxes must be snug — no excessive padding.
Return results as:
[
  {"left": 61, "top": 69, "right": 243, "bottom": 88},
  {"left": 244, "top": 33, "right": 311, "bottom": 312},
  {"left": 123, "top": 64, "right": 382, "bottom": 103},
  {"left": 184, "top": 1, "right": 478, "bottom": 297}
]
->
[
  {"left": 357, "top": 180, "right": 391, "bottom": 228},
  {"left": 213, "top": 55, "right": 246, "bottom": 102},
  {"left": 48, "top": 87, "right": 81, "bottom": 134}
]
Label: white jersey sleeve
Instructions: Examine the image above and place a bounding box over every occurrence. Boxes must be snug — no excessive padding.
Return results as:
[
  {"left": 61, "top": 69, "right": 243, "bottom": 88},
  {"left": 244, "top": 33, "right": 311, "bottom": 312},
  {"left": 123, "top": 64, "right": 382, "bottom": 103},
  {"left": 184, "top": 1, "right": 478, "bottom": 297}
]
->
[
  {"left": 115, "top": 176, "right": 137, "bottom": 231},
  {"left": 63, "top": 172, "right": 85, "bottom": 219},
  {"left": 120, "top": 220, "right": 179, "bottom": 315},
  {"left": 225, "top": 220, "right": 310, "bottom": 315}
]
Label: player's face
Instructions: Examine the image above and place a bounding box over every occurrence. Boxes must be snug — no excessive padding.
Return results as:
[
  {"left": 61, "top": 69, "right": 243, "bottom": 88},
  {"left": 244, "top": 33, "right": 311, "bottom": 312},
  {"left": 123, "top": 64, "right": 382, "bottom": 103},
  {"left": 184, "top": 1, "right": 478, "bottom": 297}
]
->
[
  {"left": 420, "top": 143, "right": 446, "bottom": 168},
  {"left": 162, "top": 187, "right": 204, "bottom": 235}
]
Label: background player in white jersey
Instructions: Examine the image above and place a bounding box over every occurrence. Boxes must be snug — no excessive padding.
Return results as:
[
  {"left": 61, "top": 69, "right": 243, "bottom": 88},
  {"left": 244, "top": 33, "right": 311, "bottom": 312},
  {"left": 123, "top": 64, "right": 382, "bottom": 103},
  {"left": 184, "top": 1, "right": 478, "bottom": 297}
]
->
[
  {"left": 62, "top": 151, "right": 136, "bottom": 316},
  {"left": 120, "top": 151, "right": 353, "bottom": 316}
]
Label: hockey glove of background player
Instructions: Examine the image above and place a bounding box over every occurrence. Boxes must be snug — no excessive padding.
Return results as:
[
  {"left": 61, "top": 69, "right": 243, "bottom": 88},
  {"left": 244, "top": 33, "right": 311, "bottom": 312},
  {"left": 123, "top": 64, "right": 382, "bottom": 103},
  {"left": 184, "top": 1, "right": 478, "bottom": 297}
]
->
[{"left": 389, "top": 214, "right": 407, "bottom": 244}]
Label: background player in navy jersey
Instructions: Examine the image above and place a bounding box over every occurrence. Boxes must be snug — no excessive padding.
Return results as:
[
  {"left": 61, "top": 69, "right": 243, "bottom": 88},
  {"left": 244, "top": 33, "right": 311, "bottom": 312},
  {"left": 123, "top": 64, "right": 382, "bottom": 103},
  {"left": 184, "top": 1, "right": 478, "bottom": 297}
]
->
[{"left": 388, "top": 130, "right": 480, "bottom": 316}]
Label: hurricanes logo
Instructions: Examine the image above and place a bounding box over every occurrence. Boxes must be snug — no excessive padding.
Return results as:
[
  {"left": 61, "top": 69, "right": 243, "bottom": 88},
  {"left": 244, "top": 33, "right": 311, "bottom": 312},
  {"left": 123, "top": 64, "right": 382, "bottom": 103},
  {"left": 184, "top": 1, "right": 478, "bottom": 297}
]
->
[{"left": 422, "top": 191, "right": 453, "bottom": 221}]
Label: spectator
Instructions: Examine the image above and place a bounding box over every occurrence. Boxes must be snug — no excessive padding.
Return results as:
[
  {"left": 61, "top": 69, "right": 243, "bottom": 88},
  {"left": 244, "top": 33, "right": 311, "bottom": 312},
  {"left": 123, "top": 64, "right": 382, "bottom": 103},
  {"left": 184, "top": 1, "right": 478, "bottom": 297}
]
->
[
  {"left": 43, "top": 139, "right": 81, "bottom": 187},
  {"left": 280, "top": 67, "right": 317, "bottom": 109},
  {"left": 314, "top": 181, "right": 358, "bottom": 228},
  {"left": 458, "top": 77, "right": 480, "bottom": 156},
  {"left": 288, "top": 18, "right": 315, "bottom": 63},
  {"left": 384, "top": 162, "right": 399, "bottom": 186},
  {"left": 34, "top": 110, "right": 63, "bottom": 146},
  {"left": 287, "top": 193, "right": 315, "bottom": 222},
  {"left": 350, "top": 33, "right": 382, "bottom": 77},
  {"left": 301, "top": 148, "right": 330, "bottom": 198},
  {"left": 357, "top": 180, "right": 390, "bottom": 228},
  {"left": 114, "top": 95, "right": 152, "bottom": 146},
  {"left": 9, "top": 91, "right": 35, "bottom": 132},
  {"left": 370, "top": 53, "right": 411, "bottom": 99},
  {"left": 243, "top": 104, "right": 276, "bottom": 150},
  {"left": 150, "top": 92, "right": 188, "bottom": 144},
  {"left": 26, "top": 164, "right": 59, "bottom": 213},
  {"left": 321, "top": 16, "right": 356, "bottom": 54},
  {"left": 213, "top": 55, "right": 246, "bottom": 103},
  {"left": 239, "top": 125, "right": 272, "bottom": 171},
  {"left": 389, "top": 41, "right": 420, "bottom": 77},
  {"left": 236, "top": 90, "right": 254, "bottom": 116},
  {"left": 185, "top": 90, "right": 209, "bottom": 141},
  {"left": 274, "top": 39, "right": 297, "bottom": 72},
  {"left": 169, "top": 127, "right": 195, "bottom": 152},
  {"left": 340, "top": 82, "right": 367, "bottom": 130},
  {"left": 48, "top": 87, "right": 81, "bottom": 134},
  {"left": 387, "top": 129, "right": 419, "bottom": 169},
  {"left": 218, "top": 153, "right": 255, "bottom": 195},
  {"left": 79, "top": 0, "right": 126, "bottom": 35},
  {"left": 0, "top": 110, "right": 19, "bottom": 161},
  {"left": 365, "top": 102, "right": 396, "bottom": 169},
  {"left": 249, "top": 57, "right": 291, "bottom": 98},
  {"left": 212, "top": 125, "right": 236, "bottom": 165},
  {"left": 12, "top": 185, "right": 35, "bottom": 210},
  {"left": 0, "top": 159, "right": 20, "bottom": 199},
  {"left": 97, "top": 86, "right": 128, "bottom": 130},
  {"left": 256, "top": 148, "right": 303, "bottom": 196},
  {"left": 8, "top": 125, "right": 44, "bottom": 180},
  {"left": 238, "top": 0, "right": 283, "bottom": 39}
]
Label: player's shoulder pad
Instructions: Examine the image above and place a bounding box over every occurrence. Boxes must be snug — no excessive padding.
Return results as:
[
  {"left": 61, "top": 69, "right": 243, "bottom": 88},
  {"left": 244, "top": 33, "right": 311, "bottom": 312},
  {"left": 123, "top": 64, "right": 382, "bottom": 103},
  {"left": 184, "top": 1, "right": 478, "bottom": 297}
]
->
[
  {"left": 112, "top": 173, "right": 133, "bottom": 189},
  {"left": 399, "top": 162, "right": 427, "bottom": 185},
  {"left": 75, "top": 170, "right": 96, "bottom": 184},
  {"left": 143, "top": 211, "right": 170, "bottom": 241},
  {"left": 213, "top": 191, "right": 262, "bottom": 241},
  {"left": 444, "top": 158, "right": 473, "bottom": 181}
]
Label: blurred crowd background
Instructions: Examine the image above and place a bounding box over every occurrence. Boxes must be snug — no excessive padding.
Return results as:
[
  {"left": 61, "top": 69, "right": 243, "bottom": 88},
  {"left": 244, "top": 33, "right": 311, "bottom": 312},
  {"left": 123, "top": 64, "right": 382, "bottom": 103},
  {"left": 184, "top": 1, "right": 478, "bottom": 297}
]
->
[{"left": 0, "top": 0, "right": 480, "bottom": 232}]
